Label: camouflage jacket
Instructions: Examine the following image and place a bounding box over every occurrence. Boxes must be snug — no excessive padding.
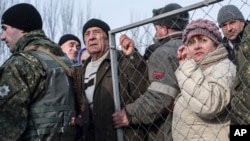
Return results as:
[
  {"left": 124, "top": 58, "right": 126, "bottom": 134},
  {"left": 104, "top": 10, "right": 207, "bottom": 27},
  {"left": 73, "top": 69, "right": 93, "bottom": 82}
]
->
[
  {"left": 231, "top": 25, "right": 250, "bottom": 124},
  {"left": 0, "top": 30, "right": 67, "bottom": 140}
]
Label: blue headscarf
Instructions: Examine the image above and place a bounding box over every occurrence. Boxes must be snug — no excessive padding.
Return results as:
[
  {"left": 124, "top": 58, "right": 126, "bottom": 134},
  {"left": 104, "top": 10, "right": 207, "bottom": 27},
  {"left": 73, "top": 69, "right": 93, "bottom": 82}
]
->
[{"left": 77, "top": 47, "right": 87, "bottom": 64}]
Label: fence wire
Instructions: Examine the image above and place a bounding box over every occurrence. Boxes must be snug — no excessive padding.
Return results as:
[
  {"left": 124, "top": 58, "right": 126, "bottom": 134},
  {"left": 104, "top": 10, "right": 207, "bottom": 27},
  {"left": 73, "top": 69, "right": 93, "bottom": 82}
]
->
[{"left": 109, "top": 0, "right": 250, "bottom": 141}]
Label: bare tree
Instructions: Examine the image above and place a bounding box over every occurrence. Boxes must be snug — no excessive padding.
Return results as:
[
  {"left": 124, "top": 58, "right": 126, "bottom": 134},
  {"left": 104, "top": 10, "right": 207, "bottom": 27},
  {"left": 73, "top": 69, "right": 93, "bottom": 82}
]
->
[
  {"left": 41, "top": 0, "right": 61, "bottom": 41},
  {"left": 75, "top": 0, "right": 92, "bottom": 44},
  {"left": 0, "top": 0, "right": 92, "bottom": 64},
  {"left": 59, "top": 1, "right": 74, "bottom": 36},
  {"left": 59, "top": 0, "right": 92, "bottom": 45},
  {"left": 49, "top": 0, "right": 91, "bottom": 44}
]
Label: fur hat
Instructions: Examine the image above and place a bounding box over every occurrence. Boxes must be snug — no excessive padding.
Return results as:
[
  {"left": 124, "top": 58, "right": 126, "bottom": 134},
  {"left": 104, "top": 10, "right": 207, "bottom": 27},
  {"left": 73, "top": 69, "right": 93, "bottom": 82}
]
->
[
  {"left": 82, "top": 18, "right": 110, "bottom": 38},
  {"left": 182, "top": 19, "right": 222, "bottom": 45},
  {"left": 1, "top": 3, "right": 42, "bottom": 32},
  {"left": 58, "top": 34, "right": 81, "bottom": 46},
  {"left": 154, "top": 3, "right": 189, "bottom": 30},
  {"left": 217, "top": 5, "right": 244, "bottom": 26}
]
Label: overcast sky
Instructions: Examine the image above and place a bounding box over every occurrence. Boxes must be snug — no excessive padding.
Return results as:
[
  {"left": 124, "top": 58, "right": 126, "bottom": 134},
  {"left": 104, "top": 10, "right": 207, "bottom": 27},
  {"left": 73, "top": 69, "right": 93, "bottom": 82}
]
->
[
  {"left": 90, "top": 0, "right": 206, "bottom": 29},
  {"left": 88, "top": 0, "right": 246, "bottom": 29},
  {"left": 13, "top": 0, "right": 249, "bottom": 32}
]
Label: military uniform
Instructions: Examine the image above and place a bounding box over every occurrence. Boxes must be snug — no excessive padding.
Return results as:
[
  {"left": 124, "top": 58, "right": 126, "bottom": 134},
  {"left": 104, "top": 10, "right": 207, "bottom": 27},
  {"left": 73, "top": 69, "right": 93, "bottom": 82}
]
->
[
  {"left": 0, "top": 30, "right": 78, "bottom": 141},
  {"left": 231, "top": 25, "right": 250, "bottom": 124}
]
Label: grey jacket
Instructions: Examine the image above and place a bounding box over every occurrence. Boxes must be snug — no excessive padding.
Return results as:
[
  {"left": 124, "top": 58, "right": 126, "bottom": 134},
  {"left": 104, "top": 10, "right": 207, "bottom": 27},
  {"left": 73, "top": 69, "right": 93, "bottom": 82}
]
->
[{"left": 125, "top": 34, "right": 182, "bottom": 141}]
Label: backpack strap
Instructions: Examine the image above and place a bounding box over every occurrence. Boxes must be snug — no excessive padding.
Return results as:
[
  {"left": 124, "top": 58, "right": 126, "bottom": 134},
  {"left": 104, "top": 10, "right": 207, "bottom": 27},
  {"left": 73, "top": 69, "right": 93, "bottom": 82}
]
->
[
  {"left": 24, "top": 45, "right": 72, "bottom": 77},
  {"left": 25, "top": 45, "right": 87, "bottom": 127}
]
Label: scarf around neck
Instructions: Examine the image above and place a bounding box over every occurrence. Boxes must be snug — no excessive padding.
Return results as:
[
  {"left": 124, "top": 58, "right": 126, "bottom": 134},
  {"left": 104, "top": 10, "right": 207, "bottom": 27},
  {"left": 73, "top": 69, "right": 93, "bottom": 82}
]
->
[{"left": 198, "top": 44, "right": 228, "bottom": 71}]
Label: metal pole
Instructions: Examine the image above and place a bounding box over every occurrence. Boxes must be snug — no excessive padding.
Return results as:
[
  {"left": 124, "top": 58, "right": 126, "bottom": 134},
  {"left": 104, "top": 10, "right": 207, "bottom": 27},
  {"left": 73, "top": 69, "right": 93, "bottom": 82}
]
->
[
  {"left": 108, "top": 1, "right": 223, "bottom": 141},
  {"left": 110, "top": 0, "right": 223, "bottom": 34},
  {"left": 109, "top": 31, "right": 124, "bottom": 141}
]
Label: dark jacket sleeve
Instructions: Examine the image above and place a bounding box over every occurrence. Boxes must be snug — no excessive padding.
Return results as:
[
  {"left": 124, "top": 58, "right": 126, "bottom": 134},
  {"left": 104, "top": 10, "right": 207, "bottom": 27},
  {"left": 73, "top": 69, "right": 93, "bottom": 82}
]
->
[{"left": 118, "top": 50, "right": 149, "bottom": 106}]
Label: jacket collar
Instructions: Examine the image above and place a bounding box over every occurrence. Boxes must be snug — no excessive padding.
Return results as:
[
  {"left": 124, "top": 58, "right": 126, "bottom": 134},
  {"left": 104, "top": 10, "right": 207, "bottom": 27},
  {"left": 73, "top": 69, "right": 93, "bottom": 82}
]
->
[
  {"left": 154, "top": 31, "right": 183, "bottom": 44},
  {"left": 14, "top": 30, "right": 65, "bottom": 56},
  {"left": 83, "top": 50, "right": 111, "bottom": 87}
]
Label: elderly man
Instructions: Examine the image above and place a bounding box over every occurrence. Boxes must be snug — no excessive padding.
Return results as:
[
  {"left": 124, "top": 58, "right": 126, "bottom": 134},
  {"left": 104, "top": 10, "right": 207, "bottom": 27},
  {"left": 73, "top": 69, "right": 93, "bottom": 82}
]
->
[
  {"left": 58, "top": 34, "right": 81, "bottom": 63},
  {"left": 81, "top": 18, "right": 149, "bottom": 141}
]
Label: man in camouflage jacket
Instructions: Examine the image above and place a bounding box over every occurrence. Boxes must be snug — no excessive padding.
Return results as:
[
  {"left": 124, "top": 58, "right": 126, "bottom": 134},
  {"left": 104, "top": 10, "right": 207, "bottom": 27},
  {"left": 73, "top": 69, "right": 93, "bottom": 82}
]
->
[
  {"left": 0, "top": 3, "right": 80, "bottom": 141},
  {"left": 231, "top": 23, "right": 250, "bottom": 124},
  {"left": 217, "top": 5, "right": 250, "bottom": 124}
]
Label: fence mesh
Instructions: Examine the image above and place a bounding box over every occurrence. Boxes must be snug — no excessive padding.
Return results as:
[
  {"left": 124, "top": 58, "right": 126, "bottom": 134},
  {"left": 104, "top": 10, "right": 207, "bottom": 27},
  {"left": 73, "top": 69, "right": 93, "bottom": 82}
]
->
[{"left": 110, "top": 0, "right": 250, "bottom": 141}]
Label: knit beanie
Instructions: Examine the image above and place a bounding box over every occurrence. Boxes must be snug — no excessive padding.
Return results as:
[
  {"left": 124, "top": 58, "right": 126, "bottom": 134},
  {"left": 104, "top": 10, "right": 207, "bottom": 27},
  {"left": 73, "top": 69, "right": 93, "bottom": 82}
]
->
[
  {"left": 82, "top": 18, "right": 110, "bottom": 38},
  {"left": 1, "top": 3, "right": 42, "bottom": 32},
  {"left": 154, "top": 3, "right": 189, "bottom": 30},
  {"left": 58, "top": 34, "right": 81, "bottom": 46},
  {"left": 182, "top": 19, "right": 222, "bottom": 45},
  {"left": 152, "top": 7, "right": 163, "bottom": 25},
  {"left": 217, "top": 5, "right": 244, "bottom": 26},
  {"left": 152, "top": 7, "right": 163, "bottom": 17}
]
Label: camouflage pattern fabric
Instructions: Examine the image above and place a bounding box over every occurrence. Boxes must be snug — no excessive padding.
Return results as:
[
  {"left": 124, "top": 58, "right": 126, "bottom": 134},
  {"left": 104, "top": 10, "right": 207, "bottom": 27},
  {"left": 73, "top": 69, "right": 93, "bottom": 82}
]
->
[
  {"left": 0, "top": 30, "right": 66, "bottom": 140},
  {"left": 231, "top": 25, "right": 250, "bottom": 124}
]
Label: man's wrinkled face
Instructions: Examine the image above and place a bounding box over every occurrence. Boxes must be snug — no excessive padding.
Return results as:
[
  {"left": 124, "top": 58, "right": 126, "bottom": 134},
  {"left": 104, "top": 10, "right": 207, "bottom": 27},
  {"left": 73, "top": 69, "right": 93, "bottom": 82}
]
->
[
  {"left": 1, "top": 24, "right": 25, "bottom": 53},
  {"left": 83, "top": 27, "right": 109, "bottom": 60},
  {"left": 61, "top": 40, "right": 81, "bottom": 61},
  {"left": 220, "top": 20, "right": 245, "bottom": 41}
]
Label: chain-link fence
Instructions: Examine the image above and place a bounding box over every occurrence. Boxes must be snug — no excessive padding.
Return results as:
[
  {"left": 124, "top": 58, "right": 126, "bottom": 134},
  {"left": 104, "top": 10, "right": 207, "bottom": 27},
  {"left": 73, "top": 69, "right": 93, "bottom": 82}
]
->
[{"left": 110, "top": 0, "right": 250, "bottom": 140}]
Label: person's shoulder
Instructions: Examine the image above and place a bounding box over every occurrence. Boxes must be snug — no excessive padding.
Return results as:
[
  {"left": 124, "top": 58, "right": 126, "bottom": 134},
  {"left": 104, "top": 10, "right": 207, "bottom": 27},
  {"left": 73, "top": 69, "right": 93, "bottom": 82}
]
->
[
  {"left": 156, "top": 39, "right": 182, "bottom": 53},
  {"left": 8, "top": 52, "right": 31, "bottom": 63},
  {"left": 1, "top": 53, "right": 44, "bottom": 79},
  {"left": 12, "top": 52, "right": 42, "bottom": 68},
  {"left": 211, "top": 58, "right": 236, "bottom": 75}
]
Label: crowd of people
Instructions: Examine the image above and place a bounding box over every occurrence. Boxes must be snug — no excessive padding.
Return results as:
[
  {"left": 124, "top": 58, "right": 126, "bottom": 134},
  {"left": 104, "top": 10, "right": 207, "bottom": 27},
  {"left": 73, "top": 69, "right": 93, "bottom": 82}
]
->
[{"left": 0, "top": 2, "right": 249, "bottom": 141}]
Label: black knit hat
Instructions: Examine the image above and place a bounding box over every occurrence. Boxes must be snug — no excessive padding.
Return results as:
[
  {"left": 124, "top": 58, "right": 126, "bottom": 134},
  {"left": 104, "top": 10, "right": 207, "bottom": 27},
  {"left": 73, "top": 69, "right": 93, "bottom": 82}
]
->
[
  {"left": 1, "top": 3, "right": 42, "bottom": 32},
  {"left": 82, "top": 18, "right": 110, "bottom": 38},
  {"left": 58, "top": 34, "right": 81, "bottom": 46},
  {"left": 217, "top": 5, "right": 245, "bottom": 26},
  {"left": 152, "top": 7, "right": 163, "bottom": 25},
  {"left": 154, "top": 3, "right": 189, "bottom": 31},
  {"left": 152, "top": 7, "right": 163, "bottom": 17}
]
